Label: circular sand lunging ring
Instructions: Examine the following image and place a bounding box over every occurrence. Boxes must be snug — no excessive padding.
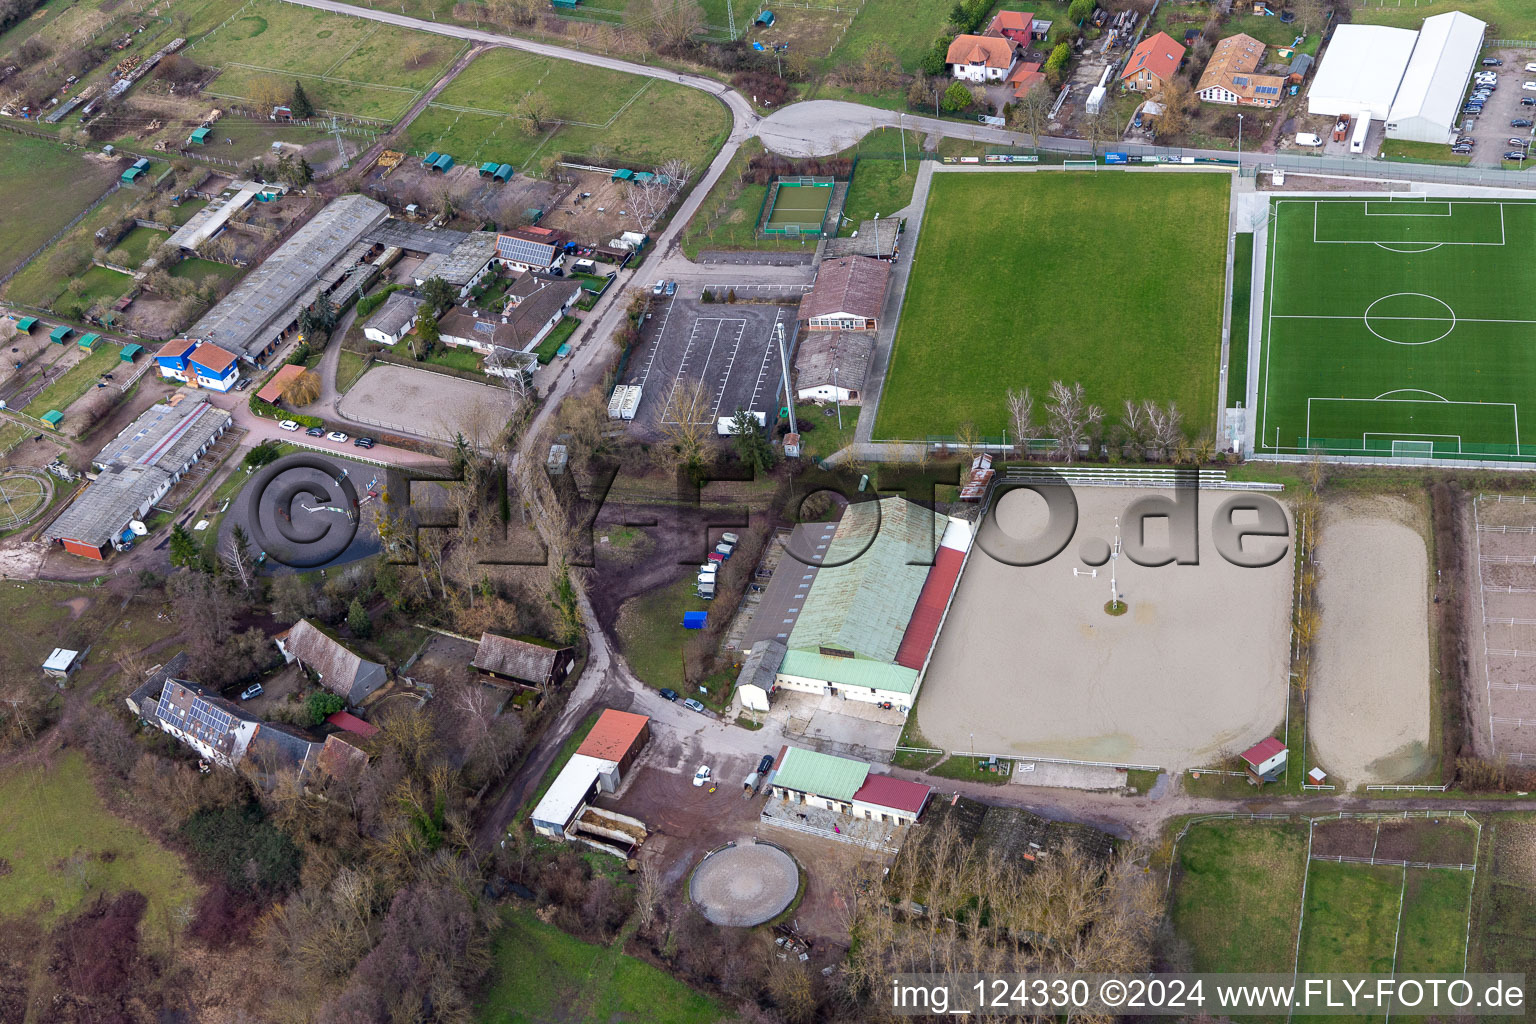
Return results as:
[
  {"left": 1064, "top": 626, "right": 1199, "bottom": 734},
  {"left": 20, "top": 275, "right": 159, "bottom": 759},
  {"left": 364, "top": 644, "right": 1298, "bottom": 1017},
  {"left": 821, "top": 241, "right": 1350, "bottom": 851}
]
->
[
  {"left": 689, "top": 839, "right": 800, "bottom": 927},
  {"left": 0, "top": 469, "right": 53, "bottom": 530}
]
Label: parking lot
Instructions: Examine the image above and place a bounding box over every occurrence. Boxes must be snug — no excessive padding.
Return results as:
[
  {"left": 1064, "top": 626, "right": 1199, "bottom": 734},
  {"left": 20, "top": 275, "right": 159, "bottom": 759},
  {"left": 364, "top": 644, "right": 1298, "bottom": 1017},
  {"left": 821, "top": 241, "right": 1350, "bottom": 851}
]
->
[
  {"left": 1460, "top": 49, "right": 1536, "bottom": 166},
  {"left": 621, "top": 295, "right": 798, "bottom": 439}
]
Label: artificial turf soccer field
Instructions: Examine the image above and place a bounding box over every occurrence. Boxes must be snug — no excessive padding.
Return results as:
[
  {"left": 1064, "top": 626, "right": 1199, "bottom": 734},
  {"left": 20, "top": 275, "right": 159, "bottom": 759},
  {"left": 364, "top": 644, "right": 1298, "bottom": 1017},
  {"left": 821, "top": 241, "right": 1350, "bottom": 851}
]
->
[{"left": 1255, "top": 197, "right": 1536, "bottom": 462}]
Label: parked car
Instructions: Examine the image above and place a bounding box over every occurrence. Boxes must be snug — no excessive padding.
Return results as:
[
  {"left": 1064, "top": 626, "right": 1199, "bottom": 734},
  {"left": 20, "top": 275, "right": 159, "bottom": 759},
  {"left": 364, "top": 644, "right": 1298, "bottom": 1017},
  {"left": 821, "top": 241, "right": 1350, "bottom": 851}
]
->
[
  {"left": 659, "top": 687, "right": 679, "bottom": 702},
  {"left": 1452, "top": 146, "right": 1474, "bottom": 155},
  {"left": 1484, "top": 58, "right": 1505, "bottom": 66},
  {"left": 683, "top": 698, "right": 706, "bottom": 713},
  {"left": 1526, "top": 62, "right": 1536, "bottom": 72},
  {"left": 664, "top": 280, "right": 677, "bottom": 296},
  {"left": 1454, "top": 136, "right": 1474, "bottom": 145},
  {"left": 306, "top": 426, "right": 325, "bottom": 437},
  {"left": 1504, "top": 151, "right": 1529, "bottom": 160},
  {"left": 1524, "top": 96, "right": 1536, "bottom": 106},
  {"left": 692, "top": 764, "right": 712, "bottom": 787},
  {"left": 757, "top": 754, "right": 774, "bottom": 774},
  {"left": 651, "top": 281, "right": 665, "bottom": 296},
  {"left": 326, "top": 430, "right": 349, "bottom": 442},
  {"left": 353, "top": 436, "right": 375, "bottom": 448},
  {"left": 279, "top": 419, "right": 300, "bottom": 431},
  {"left": 1510, "top": 137, "right": 1531, "bottom": 147},
  {"left": 1524, "top": 81, "right": 1536, "bottom": 91},
  {"left": 236, "top": 377, "right": 251, "bottom": 391},
  {"left": 1513, "top": 119, "right": 1534, "bottom": 128},
  {"left": 240, "top": 683, "right": 264, "bottom": 701}
]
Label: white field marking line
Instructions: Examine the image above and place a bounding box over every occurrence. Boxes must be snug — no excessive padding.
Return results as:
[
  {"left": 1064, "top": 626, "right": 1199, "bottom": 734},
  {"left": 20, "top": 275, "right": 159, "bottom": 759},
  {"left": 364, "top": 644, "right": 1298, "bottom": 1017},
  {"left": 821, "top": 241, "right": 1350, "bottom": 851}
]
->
[
  {"left": 1262, "top": 200, "right": 1282, "bottom": 453},
  {"left": 707, "top": 319, "right": 748, "bottom": 421},
  {"left": 632, "top": 296, "right": 678, "bottom": 390},
  {"left": 1384, "top": 862, "right": 1408, "bottom": 1024},
  {"left": 662, "top": 319, "right": 741, "bottom": 425},
  {"left": 1273, "top": 314, "right": 1536, "bottom": 324},
  {"left": 1464, "top": 820, "right": 1480, "bottom": 973},
  {"left": 1375, "top": 388, "right": 1448, "bottom": 401},
  {"left": 1288, "top": 818, "right": 1316, "bottom": 1022},
  {"left": 1375, "top": 242, "right": 1445, "bottom": 253},
  {"left": 1378, "top": 435, "right": 1458, "bottom": 454},
  {"left": 745, "top": 309, "right": 784, "bottom": 416},
  {"left": 1306, "top": 396, "right": 1520, "bottom": 448},
  {"left": 219, "top": 63, "right": 419, "bottom": 94},
  {"left": 1364, "top": 199, "right": 1453, "bottom": 215}
]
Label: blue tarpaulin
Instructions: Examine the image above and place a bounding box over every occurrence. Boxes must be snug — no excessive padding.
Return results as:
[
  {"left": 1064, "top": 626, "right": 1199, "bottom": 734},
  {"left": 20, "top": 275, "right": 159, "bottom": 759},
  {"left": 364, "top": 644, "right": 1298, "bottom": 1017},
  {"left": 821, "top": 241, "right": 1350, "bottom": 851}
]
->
[{"left": 683, "top": 611, "right": 707, "bottom": 629}]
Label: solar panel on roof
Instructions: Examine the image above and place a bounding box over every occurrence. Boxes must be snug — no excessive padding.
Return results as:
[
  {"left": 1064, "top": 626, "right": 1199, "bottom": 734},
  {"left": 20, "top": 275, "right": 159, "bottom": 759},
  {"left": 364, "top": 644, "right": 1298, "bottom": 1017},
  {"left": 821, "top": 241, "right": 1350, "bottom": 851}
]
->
[{"left": 474, "top": 320, "right": 497, "bottom": 335}]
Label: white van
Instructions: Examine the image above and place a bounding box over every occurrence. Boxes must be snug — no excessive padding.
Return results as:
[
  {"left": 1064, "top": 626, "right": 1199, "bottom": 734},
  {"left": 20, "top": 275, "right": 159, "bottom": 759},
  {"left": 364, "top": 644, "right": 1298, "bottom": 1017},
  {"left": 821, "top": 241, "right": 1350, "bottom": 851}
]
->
[{"left": 1294, "top": 132, "right": 1323, "bottom": 147}]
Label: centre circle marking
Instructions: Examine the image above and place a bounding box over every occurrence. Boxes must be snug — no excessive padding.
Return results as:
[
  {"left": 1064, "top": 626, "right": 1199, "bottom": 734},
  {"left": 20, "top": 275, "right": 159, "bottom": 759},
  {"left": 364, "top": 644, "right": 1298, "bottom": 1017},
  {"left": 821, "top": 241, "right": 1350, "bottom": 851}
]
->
[{"left": 1363, "top": 292, "right": 1456, "bottom": 346}]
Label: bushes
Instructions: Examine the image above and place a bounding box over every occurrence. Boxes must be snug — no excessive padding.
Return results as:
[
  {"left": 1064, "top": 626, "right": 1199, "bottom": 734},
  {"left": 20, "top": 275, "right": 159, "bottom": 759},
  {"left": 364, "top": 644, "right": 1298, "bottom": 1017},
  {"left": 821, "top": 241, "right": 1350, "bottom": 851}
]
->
[
  {"left": 942, "top": 80, "right": 975, "bottom": 113},
  {"left": 355, "top": 283, "right": 404, "bottom": 319},
  {"left": 1044, "top": 42, "right": 1072, "bottom": 83},
  {"left": 732, "top": 70, "right": 792, "bottom": 108},
  {"left": 180, "top": 803, "right": 301, "bottom": 895},
  {"left": 306, "top": 691, "right": 346, "bottom": 725}
]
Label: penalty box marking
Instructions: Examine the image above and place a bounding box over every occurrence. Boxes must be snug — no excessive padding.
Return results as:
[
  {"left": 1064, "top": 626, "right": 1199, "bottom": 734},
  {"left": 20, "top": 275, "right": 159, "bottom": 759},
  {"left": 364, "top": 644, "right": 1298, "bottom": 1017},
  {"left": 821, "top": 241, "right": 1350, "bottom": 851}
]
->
[
  {"left": 1306, "top": 396, "right": 1521, "bottom": 449},
  {"left": 1297, "top": 199, "right": 1509, "bottom": 246}
]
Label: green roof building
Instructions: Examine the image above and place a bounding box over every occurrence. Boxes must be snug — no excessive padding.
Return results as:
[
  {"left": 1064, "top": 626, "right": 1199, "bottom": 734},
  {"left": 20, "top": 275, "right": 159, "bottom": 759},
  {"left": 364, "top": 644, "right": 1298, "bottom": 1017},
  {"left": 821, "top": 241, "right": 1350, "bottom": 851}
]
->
[
  {"left": 49, "top": 325, "right": 72, "bottom": 344},
  {"left": 42, "top": 410, "right": 64, "bottom": 427},
  {"left": 189, "top": 127, "right": 211, "bottom": 144},
  {"left": 77, "top": 332, "right": 99, "bottom": 350},
  {"left": 120, "top": 343, "right": 142, "bottom": 362},
  {"left": 770, "top": 746, "right": 869, "bottom": 804},
  {"left": 12, "top": 316, "right": 37, "bottom": 332}
]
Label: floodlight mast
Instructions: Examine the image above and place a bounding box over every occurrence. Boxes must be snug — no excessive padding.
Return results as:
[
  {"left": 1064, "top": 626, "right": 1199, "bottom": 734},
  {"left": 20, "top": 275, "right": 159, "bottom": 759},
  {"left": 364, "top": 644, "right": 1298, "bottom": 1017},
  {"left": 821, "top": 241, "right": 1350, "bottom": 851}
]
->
[
  {"left": 777, "top": 322, "right": 797, "bottom": 437},
  {"left": 1109, "top": 515, "right": 1121, "bottom": 607}
]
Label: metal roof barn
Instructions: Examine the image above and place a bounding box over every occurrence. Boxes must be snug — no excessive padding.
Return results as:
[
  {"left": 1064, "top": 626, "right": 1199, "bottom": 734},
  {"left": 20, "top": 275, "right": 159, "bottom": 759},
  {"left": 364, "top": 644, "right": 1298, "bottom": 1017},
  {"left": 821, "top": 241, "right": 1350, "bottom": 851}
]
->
[
  {"left": 1385, "top": 11, "right": 1487, "bottom": 143},
  {"left": 1307, "top": 24, "right": 1418, "bottom": 119}
]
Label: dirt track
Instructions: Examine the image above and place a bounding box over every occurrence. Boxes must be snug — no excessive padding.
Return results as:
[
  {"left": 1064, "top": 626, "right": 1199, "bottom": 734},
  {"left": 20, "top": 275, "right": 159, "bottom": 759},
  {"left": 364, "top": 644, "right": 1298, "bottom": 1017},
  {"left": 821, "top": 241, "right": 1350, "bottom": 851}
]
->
[{"left": 1310, "top": 494, "right": 1432, "bottom": 787}]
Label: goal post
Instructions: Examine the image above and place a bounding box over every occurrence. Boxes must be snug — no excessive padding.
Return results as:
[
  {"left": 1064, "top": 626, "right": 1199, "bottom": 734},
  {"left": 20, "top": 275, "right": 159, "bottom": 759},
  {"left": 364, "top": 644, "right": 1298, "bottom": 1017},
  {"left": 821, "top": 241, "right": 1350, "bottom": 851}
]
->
[
  {"left": 1063, "top": 159, "right": 1099, "bottom": 171},
  {"left": 1390, "top": 439, "right": 1437, "bottom": 459}
]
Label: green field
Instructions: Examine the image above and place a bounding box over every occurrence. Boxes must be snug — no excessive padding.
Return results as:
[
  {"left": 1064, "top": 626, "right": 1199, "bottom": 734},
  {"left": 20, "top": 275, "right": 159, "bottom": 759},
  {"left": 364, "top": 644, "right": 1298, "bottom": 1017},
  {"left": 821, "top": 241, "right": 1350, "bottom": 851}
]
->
[
  {"left": 404, "top": 49, "right": 728, "bottom": 171},
  {"left": 1229, "top": 232, "right": 1253, "bottom": 403},
  {"left": 1470, "top": 815, "right": 1536, "bottom": 981},
  {"left": 115, "top": 226, "right": 169, "bottom": 267},
  {"left": 1394, "top": 868, "right": 1473, "bottom": 972},
  {"left": 839, "top": 158, "right": 918, "bottom": 232},
  {"left": 477, "top": 907, "right": 722, "bottom": 1024},
  {"left": 187, "top": 0, "right": 461, "bottom": 120},
  {"left": 171, "top": 256, "right": 244, "bottom": 282},
  {"left": 1256, "top": 197, "right": 1536, "bottom": 461},
  {"left": 1170, "top": 820, "right": 1310, "bottom": 973},
  {"left": 1355, "top": 0, "right": 1536, "bottom": 38},
  {"left": 877, "top": 172, "right": 1230, "bottom": 439},
  {"left": 0, "top": 752, "right": 199, "bottom": 927},
  {"left": 615, "top": 574, "right": 710, "bottom": 694},
  {"left": 0, "top": 134, "right": 119, "bottom": 279}
]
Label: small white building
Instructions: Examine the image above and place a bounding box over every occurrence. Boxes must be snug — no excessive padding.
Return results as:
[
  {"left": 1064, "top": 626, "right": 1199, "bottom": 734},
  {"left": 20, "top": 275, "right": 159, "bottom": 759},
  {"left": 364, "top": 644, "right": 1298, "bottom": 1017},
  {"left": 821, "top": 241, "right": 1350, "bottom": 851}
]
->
[
  {"left": 43, "top": 648, "right": 84, "bottom": 680},
  {"left": 768, "top": 745, "right": 932, "bottom": 825},
  {"left": 362, "top": 292, "right": 423, "bottom": 346},
  {"left": 1307, "top": 24, "right": 1419, "bottom": 120},
  {"left": 947, "top": 34, "right": 1016, "bottom": 82}
]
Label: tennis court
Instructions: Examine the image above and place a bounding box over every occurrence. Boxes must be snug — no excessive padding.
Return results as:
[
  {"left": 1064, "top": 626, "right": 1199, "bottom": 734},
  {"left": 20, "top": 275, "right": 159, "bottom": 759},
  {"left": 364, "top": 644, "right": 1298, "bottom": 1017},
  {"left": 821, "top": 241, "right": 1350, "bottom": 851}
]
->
[
  {"left": 1255, "top": 197, "right": 1536, "bottom": 462},
  {"left": 762, "top": 178, "right": 834, "bottom": 236}
]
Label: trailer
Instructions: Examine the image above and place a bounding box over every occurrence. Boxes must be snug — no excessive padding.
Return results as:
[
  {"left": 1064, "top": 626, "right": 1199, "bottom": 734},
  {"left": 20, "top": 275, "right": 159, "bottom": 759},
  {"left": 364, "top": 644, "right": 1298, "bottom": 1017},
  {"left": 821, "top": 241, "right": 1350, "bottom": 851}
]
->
[
  {"left": 607, "top": 386, "right": 627, "bottom": 420},
  {"left": 618, "top": 385, "right": 642, "bottom": 421},
  {"left": 1349, "top": 112, "right": 1370, "bottom": 155}
]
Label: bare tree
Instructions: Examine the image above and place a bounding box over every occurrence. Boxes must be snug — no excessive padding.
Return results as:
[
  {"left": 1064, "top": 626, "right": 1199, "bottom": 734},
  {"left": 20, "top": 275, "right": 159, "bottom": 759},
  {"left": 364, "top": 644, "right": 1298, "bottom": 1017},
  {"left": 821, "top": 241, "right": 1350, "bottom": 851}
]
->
[
  {"left": 1045, "top": 381, "right": 1101, "bottom": 462},
  {"left": 1083, "top": 107, "right": 1122, "bottom": 155},
  {"left": 1146, "top": 400, "right": 1183, "bottom": 462},
  {"left": 634, "top": 859, "right": 662, "bottom": 931},
  {"left": 1006, "top": 386, "right": 1038, "bottom": 455},
  {"left": 656, "top": 376, "right": 716, "bottom": 474},
  {"left": 222, "top": 524, "right": 257, "bottom": 591},
  {"left": 514, "top": 92, "right": 553, "bottom": 135},
  {"left": 648, "top": 0, "right": 704, "bottom": 47},
  {"left": 1008, "top": 85, "right": 1052, "bottom": 147},
  {"left": 283, "top": 369, "right": 321, "bottom": 406},
  {"left": 1153, "top": 78, "right": 1193, "bottom": 138},
  {"left": 624, "top": 159, "right": 693, "bottom": 230}
]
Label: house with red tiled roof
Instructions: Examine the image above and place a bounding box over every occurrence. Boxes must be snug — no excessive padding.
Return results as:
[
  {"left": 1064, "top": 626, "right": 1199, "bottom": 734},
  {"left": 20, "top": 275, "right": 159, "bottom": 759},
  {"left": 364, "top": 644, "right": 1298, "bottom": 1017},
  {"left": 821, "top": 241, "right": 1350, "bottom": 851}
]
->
[
  {"left": 1008, "top": 61, "right": 1045, "bottom": 99},
  {"left": 1240, "top": 736, "right": 1287, "bottom": 784},
  {"left": 155, "top": 338, "right": 240, "bottom": 392},
  {"left": 947, "top": 33, "right": 1017, "bottom": 83},
  {"left": 1121, "top": 31, "right": 1186, "bottom": 93},
  {"left": 1196, "top": 33, "right": 1286, "bottom": 107},
  {"left": 984, "top": 10, "right": 1034, "bottom": 45}
]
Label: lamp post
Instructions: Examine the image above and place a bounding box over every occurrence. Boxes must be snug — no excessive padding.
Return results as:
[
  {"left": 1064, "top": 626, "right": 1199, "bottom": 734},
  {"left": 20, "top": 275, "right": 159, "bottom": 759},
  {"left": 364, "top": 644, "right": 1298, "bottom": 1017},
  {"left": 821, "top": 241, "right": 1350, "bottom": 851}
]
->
[
  {"left": 900, "top": 112, "right": 907, "bottom": 174},
  {"left": 833, "top": 364, "right": 842, "bottom": 432},
  {"left": 1237, "top": 112, "right": 1244, "bottom": 167}
]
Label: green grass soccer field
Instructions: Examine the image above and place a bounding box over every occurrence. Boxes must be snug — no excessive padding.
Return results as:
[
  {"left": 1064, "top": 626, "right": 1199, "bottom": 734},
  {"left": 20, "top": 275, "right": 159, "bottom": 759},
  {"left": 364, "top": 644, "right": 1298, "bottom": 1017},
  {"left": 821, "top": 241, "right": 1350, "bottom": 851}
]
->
[
  {"left": 1255, "top": 197, "right": 1536, "bottom": 461},
  {"left": 876, "top": 172, "right": 1229, "bottom": 440}
]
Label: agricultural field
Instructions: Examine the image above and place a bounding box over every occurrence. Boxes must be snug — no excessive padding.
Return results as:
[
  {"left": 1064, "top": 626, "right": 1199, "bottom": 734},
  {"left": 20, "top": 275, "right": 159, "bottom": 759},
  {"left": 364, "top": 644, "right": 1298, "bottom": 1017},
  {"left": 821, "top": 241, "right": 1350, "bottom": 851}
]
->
[
  {"left": 0, "top": 752, "right": 199, "bottom": 928},
  {"left": 1255, "top": 197, "right": 1536, "bottom": 462},
  {"left": 2, "top": 186, "right": 140, "bottom": 308},
  {"left": 1169, "top": 820, "right": 1310, "bottom": 974},
  {"left": 0, "top": 135, "right": 119, "bottom": 280},
  {"left": 187, "top": 0, "right": 464, "bottom": 121},
  {"left": 476, "top": 907, "right": 723, "bottom": 1024},
  {"left": 1354, "top": 0, "right": 1536, "bottom": 39},
  {"left": 877, "top": 171, "right": 1229, "bottom": 440},
  {"left": 1470, "top": 814, "right": 1536, "bottom": 981},
  {"left": 23, "top": 342, "right": 122, "bottom": 417},
  {"left": 403, "top": 48, "right": 729, "bottom": 172}
]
